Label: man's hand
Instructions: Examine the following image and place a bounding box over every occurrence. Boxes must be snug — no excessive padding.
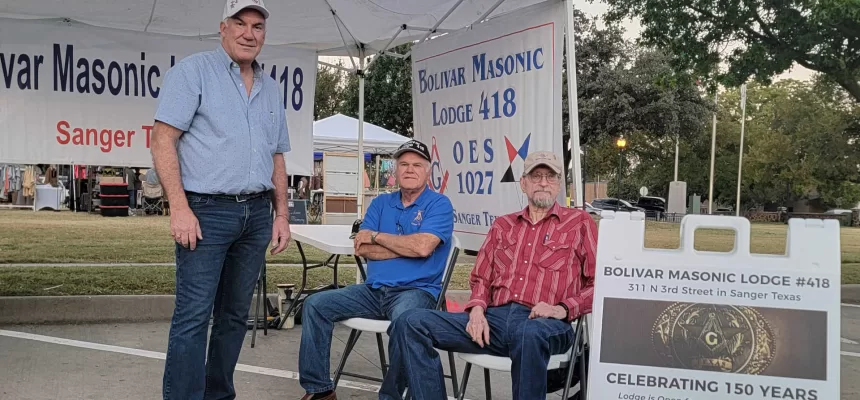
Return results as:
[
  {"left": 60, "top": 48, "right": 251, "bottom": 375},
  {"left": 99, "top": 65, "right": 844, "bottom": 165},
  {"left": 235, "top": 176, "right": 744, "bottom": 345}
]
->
[
  {"left": 270, "top": 215, "right": 291, "bottom": 255},
  {"left": 353, "top": 229, "right": 374, "bottom": 251},
  {"left": 466, "top": 306, "right": 491, "bottom": 348},
  {"left": 529, "top": 302, "right": 566, "bottom": 320},
  {"left": 171, "top": 208, "right": 202, "bottom": 250}
]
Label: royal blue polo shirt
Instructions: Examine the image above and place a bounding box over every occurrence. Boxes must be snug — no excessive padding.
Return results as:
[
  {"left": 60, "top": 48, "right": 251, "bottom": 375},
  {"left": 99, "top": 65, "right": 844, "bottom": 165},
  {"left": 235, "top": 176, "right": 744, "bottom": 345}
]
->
[{"left": 360, "top": 186, "right": 454, "bottom": 299}]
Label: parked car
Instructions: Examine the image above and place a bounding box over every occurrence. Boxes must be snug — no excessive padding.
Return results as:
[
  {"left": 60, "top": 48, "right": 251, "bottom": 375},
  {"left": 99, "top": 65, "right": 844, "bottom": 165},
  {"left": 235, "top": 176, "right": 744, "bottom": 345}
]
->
[
  {"left": 591, "top": 198, "right": 645, "bottom": 213},
  {"left": 584, "top": 202, "right": 602, "bottom": 216},
  {"left": 636, "top": 196, "right": 666, "bottom": 212},
  {"left": 636, "top": 196, "right": 666, "bottom": 218}
]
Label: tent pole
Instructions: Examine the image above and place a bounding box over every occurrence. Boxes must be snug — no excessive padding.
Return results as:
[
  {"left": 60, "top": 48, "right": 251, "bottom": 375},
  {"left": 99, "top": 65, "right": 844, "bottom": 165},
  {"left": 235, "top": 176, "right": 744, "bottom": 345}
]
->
[
  {"left": 375, "top": 156, "right": 381, "bottom": 194},
  {"left": 317, "top": 61, "right": 354, "bottom": 73},
  {"left": 356, "top": 48, "right": 367, "bottom": 285},
  {"left": 357, "top": 47, "right": 366, "bottom": 220},
  {"left": 71, "top": 163, "right": 76, "bottom": 213},
  {"left": 565, "top": 0, "right": 584, "bottom": 208},
  {"left": 366, "top": 26, "right": 404, "bottom": 70},
  {"left": 471, "top": 0, "right": 507, "bottom": 25},
  {"left": 421, "top": 0, "right": 467, "bottom": 41}
]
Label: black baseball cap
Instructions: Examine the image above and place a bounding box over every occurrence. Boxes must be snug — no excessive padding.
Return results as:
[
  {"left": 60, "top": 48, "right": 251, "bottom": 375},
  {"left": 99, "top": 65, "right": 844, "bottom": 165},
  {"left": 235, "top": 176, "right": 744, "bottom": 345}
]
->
[{"left": 393, "top": 140, "right": 431, "bottom": 161}]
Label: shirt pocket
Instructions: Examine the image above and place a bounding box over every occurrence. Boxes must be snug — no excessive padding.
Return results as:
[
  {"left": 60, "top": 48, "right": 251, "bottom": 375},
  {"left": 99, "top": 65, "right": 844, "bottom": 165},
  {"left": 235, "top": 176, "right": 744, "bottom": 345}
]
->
[
  {"left": 260, "top": 109, "right": 278, "bottom": 149},
  {"left": 537, "top": 240, "right": 572, "bottom": 271},
  {"left": 493, "top": 232, "right": 519, "bottom": 270}
]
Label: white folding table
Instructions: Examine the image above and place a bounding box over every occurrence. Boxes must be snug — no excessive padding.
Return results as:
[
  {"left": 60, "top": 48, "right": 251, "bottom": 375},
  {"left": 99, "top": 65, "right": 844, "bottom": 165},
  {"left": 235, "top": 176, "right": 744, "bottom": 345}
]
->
[{"left": 275, "top": 224, "right": 366, "bottom": 330}]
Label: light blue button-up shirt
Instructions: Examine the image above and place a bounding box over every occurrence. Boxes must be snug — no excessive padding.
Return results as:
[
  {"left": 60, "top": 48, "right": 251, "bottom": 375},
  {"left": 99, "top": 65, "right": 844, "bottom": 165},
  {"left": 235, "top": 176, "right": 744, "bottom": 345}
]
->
[{"left": 154, "top": 45, "right": 291, "bottom": 195}]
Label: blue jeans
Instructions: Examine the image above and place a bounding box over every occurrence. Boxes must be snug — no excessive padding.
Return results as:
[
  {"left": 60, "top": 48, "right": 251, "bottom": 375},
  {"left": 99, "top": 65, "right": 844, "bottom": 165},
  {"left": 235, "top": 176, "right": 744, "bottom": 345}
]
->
[
  {"left": 380, "top": 303, "right": 573, "bottom": 400},
  {"left": 298, "top": 284, "right": 436, "bottom": 394},
  {"left": 162, "top": 194, "right": 272, "bottom": 400}
]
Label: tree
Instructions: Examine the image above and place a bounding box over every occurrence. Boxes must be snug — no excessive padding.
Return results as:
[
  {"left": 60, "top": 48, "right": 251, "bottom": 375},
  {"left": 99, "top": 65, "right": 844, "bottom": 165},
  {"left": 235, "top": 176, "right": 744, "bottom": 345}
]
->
[
  {"left": 314, "top": 62, "right": 346, "bottom": 120},
  {"left": 563, "top": 13, "right": 712, "bottom": 187},
  {"left": 739, "top": 80, "right": 860, "bottom": 209},
  {"left": 340, "top": 44, "right": 413, "bottom": 137},
  {"left": 607, "top": 80, "right": 860, "bottom": 210},
  {"left": 600, "top": 0, "right": 860, "bottom": 102}
]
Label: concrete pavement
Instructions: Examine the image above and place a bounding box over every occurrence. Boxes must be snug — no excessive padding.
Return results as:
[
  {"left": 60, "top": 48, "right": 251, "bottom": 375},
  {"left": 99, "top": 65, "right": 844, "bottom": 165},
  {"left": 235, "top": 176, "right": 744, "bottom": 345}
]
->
[
  {"left": 3, "top": 305, "right": 860, "bottom": 399},
  {"left": 0, "top": 321, "right": 522, "bottom": 400}
]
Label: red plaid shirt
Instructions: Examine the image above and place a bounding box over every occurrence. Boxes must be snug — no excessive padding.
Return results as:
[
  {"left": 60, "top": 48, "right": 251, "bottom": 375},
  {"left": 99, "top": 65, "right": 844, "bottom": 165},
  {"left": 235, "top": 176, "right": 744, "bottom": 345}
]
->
[{"left": 464, "top": 203, "right": 597, "bottom": 321}]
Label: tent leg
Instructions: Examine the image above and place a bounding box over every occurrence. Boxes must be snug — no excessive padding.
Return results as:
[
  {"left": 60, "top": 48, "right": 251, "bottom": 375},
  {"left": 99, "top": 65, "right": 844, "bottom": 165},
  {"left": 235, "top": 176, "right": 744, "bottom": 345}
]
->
[
  {"left": 356, "top": 48, "right": 366, "bottom": 285},
  {"left": 564, "top": 0, "right": 584, "bottom": 208}
]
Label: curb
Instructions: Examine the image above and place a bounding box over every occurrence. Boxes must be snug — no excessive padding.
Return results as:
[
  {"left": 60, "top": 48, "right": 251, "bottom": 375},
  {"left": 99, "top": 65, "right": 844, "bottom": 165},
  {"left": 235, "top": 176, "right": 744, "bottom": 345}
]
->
[
  {"left": 0, "top": 290, "right": 475, "bottom": 325},
  {"left": 1, "top": 288, "right": 853, "bottom": 325},
  {"left": 844, "top": 285, "right": 860, "bottom": 304}
]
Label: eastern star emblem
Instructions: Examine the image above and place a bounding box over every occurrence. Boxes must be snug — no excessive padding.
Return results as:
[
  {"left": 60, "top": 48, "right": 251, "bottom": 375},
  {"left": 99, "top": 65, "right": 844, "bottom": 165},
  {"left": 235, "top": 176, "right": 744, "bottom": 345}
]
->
[
  {"left": 652, "top": 303, "right": 776, "bottom": 375},
  {"left": 501, "top": 133, "right": 531, "bottom": 183}
]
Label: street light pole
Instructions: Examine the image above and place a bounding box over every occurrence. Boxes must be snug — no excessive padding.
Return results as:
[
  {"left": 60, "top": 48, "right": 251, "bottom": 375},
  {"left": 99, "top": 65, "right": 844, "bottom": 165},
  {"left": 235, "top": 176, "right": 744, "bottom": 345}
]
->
[
  {"left": 735, "top": 84, "right": 747, "bottom": 216},
  {"left": 615, "top": 137, "right": 627, "bottom": 211}
]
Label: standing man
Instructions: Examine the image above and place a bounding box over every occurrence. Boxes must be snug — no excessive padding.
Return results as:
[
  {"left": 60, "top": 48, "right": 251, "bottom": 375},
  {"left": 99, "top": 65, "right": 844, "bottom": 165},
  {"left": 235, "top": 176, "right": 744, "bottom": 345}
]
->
[
  {"left": 380, "top": 151, "right": 597, "bottom": 400},
  {"left": 297, "top": 140, "right": 454, "bottom": 400},
  {"left": 150, "top": 1, "right": 292, "bottom": 399}
]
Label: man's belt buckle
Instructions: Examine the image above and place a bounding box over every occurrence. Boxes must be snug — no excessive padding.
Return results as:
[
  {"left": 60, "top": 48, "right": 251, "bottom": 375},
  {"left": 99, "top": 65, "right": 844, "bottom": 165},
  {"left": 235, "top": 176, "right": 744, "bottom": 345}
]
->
[{"left": 235, "top": 194, "right": 249, "bottom": 202}]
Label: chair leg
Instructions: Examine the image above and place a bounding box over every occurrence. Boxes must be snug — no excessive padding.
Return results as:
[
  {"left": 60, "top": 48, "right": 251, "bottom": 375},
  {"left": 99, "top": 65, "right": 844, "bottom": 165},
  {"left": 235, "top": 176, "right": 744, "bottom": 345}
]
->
[
  {"left": 447, "top": 351, "right": 460, "bottom": 398},
  {"left": 332, "top": 329, "right": 362, "bottom": 387},
  {"left": 261, "top": 263, "right": 268, "bottom": 336},
  {"left": 483, "top": 368, "right": 492, "bottom": 400},
  {"left": 251, "top": 277, "right": 262, "bottom": 348},
  {"left": 375, "top": 333, "right": 388, "bottom": 376},
  {"left": 458, "top": 363, "right": 472, "bottom": 400},
  {"left": 561, "top": 359, "right": 576, "bottom": 399},
  {"left": 578, "top": 347, "right": 588, "bottom": 397}
]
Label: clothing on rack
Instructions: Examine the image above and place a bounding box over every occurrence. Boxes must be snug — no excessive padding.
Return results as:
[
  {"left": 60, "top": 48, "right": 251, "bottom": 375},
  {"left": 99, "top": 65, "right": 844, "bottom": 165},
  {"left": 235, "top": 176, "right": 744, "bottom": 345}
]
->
[
  {"left": 22, "top": 166, "right": 36, "bottom": 197},
  {"left": 44, "top": 166, "right": 58, "bottom": 187},
  {"left": 0, "top": 164, "right": 25, "bottom": 201},
  {"left": 74, "top": 165, "right": 88, "bottom": 179}
]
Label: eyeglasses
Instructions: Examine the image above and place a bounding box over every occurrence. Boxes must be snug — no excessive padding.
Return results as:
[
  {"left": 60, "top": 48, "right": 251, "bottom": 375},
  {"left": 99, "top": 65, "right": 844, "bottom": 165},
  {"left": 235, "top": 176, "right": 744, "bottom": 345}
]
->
[{"left": 526, "top": 173, "right": 560, "bottom": 184}]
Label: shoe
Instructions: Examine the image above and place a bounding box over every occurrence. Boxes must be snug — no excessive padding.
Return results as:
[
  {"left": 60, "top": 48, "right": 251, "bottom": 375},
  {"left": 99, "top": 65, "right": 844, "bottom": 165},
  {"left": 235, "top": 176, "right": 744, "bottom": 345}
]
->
[{"left": 300, "top": 392, "right": 337, "bottom": 400}]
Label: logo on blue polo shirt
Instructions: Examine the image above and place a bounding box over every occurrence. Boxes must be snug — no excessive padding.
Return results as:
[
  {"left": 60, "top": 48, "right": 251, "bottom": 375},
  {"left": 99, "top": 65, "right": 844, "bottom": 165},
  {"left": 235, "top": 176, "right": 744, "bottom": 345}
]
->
[{"left": 412, "top": 210, "right": 424, "bottom": 226}]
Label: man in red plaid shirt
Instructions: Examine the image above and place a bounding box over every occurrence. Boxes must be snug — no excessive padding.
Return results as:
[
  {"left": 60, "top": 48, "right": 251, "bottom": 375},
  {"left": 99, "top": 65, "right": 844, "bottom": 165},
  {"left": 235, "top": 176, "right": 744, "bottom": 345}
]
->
[{"left": 378, "top": 150, "right": 598, "bottom": 400}]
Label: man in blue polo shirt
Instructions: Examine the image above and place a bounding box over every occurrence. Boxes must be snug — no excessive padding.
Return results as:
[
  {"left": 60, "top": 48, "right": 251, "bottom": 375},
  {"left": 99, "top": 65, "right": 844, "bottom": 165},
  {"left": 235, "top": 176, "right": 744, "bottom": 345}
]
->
[{"left": 297, "top": 139, "right": 454, "bottom": 400}]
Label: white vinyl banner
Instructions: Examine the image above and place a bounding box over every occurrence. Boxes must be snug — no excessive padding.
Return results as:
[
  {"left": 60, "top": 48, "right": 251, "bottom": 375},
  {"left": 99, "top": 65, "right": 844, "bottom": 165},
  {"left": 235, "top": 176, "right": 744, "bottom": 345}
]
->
[
  {"left": 587, "top": 214, "right": 842, "bottom": 400},
  {"left": 0, "top": 18, "right": 316, "bottom": 176},
  {"left": 411, "top": 0, "right": 565, "bottom": 251}
]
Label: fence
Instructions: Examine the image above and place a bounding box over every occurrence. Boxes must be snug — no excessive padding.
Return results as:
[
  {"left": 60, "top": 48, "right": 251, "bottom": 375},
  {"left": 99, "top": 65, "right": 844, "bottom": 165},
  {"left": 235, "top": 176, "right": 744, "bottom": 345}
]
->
[{"left": 633, "top": 210, "right": 857, "bottom": 227}]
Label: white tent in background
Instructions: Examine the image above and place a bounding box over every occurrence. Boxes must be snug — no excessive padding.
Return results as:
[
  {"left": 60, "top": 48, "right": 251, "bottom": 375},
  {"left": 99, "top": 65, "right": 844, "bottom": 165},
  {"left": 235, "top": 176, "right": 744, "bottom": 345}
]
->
[
  {"left": 0, "top": 0, "right": 586, "bottom": 215},
  {"left": 313, "top": 114, "right": 408, "bottom": 154}
]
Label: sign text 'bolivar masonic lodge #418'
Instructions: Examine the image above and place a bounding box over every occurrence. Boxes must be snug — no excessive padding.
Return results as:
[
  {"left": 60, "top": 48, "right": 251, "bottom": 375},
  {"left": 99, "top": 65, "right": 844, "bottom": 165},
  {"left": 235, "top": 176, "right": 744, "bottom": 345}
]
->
[{"left": 587, "top": 214, "right": 841, "bottom": 400}]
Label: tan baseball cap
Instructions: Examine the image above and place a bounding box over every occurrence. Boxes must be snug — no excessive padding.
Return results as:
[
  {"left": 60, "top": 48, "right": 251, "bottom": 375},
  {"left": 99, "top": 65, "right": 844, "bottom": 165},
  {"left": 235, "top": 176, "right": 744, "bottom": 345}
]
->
[{"left": 523, "top": 151, "right": 563, "bottom": 175}]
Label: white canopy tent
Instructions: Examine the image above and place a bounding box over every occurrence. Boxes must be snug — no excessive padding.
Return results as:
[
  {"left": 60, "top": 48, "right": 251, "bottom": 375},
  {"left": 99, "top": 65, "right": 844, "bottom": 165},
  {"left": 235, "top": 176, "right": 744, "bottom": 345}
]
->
[
  {"left": 313, "top": 114, "right": 408, "bottom": 154},
  {"left": 0, "top": 0, "right": 586, "bottom": 216}
]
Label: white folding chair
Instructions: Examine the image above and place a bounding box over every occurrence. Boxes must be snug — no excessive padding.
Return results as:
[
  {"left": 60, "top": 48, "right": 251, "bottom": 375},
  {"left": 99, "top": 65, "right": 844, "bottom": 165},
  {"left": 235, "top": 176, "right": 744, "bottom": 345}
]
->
[
  {"left": 456, "top": 314, "right": 590, "bottom": 400},
  {"left": 332, "top": 235, "right": 462, "bottom": 396}
]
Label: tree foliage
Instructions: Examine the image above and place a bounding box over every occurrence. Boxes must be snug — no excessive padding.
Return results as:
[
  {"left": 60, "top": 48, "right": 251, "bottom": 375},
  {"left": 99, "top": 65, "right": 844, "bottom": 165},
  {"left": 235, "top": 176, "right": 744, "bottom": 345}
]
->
[
  {"left": 563, "top": 12, "right": 712, "bottom": 182},
  {"left": 599, "top": 0, "right": 860, "bottom": 102},
  {"left": 599, "top": 79, "right": 860, "bottom": 210},
  {"left": 340, "top": 44, "right": 414, "bottom": 137},
  {"left": 314, "top": 62, "right": 346, "bottom": 120}
]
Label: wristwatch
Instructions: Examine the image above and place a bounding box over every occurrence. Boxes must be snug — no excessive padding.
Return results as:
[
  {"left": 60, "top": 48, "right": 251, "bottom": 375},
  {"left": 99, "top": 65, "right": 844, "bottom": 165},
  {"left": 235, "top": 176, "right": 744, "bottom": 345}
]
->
[
  {"left": 371, "top": 231, "right": 379, "bottom": 245},
  {"left": 557, "top": 303, "right": 570, "bottom": 319}
]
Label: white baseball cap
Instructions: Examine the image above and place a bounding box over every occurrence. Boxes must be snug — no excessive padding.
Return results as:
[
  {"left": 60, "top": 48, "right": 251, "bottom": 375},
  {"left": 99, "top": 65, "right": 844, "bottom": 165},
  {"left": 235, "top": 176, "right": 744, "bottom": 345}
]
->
[{"left": 223, "top": 0, "right": 270, "bottom": 20}]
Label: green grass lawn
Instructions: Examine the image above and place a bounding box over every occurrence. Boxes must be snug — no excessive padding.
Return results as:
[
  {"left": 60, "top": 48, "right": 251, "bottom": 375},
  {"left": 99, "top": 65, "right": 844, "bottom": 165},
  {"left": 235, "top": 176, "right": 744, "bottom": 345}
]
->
[{"left": 1, "top": 209, "right": 858, "bottom": 296}]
